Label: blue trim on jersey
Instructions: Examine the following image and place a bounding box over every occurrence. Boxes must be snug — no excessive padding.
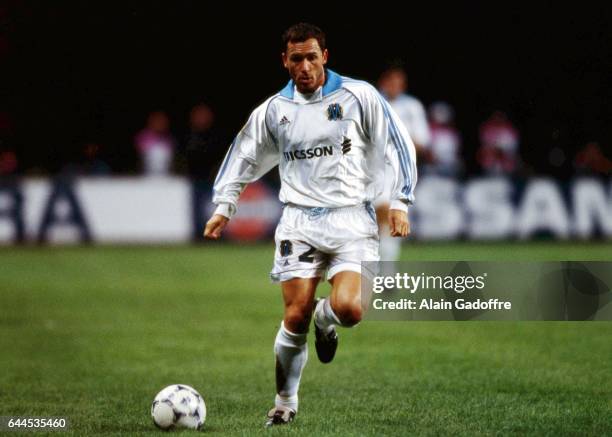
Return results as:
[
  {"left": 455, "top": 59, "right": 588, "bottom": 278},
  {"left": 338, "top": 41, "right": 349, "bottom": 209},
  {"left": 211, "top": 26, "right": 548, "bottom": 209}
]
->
[
  {"left": 278, "top": 69, "right": 342, "bottom": 100},
  {"left": 280, "top": 81, "right": 294, "bottom": 99},
  {"left": 382, "top": 102, "right": 412, "bottom": 193},
  {"left": 379, "top": 96, "right": 411, "bottom": 176},
  {"left": 322, "top": 69, "right": 342, "bottom": 96},
  {"left": 381, "top": 98, "right": 414, "bottom": 196}
]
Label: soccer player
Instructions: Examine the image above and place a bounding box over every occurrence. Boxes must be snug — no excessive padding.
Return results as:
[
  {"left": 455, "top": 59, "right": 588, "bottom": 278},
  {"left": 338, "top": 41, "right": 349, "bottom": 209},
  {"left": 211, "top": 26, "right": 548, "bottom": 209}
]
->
[{"left": 204, "top": 23, "right": 417, "bottom": 427}]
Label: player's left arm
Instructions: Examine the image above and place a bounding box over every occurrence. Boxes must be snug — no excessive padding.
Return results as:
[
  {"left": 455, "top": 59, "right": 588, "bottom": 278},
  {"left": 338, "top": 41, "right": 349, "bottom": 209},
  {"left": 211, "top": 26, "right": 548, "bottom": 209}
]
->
[
  {"left": 388, "top": 209, "right": 409, "bottom": 237},
  {"left": 364, "top": 87, "right": 418, "bottom": 237}
]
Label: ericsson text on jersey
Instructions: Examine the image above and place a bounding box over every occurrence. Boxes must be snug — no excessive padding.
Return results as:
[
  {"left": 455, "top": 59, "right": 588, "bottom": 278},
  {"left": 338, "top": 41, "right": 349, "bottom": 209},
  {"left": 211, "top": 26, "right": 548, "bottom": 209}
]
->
[{"left": 283, "top": 146, "right": 334, "bottom": 162}]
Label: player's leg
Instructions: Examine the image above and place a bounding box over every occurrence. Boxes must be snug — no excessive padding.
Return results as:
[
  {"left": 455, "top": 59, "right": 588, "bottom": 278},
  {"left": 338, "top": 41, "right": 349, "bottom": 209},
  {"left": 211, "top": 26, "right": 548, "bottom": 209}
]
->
[
  {"left": 329, "top": 271, "right": 363, "bottom": 325},
  {"left": 314, "top": 270, "right": 362, "bottom": 331},
  {"left": 313, "top": 204, "right": 379, "bottom": 363},
  {"left": 267, "top": 205, "right": 332, "bottom": 425},
  {"left": 282, "top": 277, "right": 319, "bottom": 332},
  {"left": 313, "top": 270, "right": 365, "bottom": 363},
  {"left": 277, "top": 277, "right": 319, "bottom": 402},
  {"left": 267, "top": 277, "right": 318, "bottom": 426}
]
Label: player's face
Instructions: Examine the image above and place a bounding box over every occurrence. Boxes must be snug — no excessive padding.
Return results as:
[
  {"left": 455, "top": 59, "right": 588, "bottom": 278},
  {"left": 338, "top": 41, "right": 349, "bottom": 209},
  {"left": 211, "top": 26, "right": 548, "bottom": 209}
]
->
[{"left": 282, "top": 38, "right": 328, "bottom": 94}]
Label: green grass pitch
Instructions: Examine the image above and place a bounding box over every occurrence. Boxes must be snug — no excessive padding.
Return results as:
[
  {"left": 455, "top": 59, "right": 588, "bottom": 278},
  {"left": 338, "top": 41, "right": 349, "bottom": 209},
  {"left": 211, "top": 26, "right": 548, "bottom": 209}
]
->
[{"left": 1, "top": 242, "right": 611, "bottom": 436}]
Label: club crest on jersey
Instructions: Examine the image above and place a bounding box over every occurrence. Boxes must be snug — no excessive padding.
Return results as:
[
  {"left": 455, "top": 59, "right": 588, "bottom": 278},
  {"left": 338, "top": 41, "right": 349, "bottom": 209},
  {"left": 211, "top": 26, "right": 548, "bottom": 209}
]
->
[{"left": 327, "top": 103, "right": 343, "bottom": 121}]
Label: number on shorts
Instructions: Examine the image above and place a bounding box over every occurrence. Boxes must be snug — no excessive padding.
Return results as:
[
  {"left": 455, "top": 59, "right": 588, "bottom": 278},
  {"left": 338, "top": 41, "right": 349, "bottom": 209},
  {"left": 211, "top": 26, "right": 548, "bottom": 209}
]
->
[
  {"left": 280, "top": 240, "right": 293, "bottom": 257},
  {"left": 298, "top": 244, "right": 316, "bottom": 263}
]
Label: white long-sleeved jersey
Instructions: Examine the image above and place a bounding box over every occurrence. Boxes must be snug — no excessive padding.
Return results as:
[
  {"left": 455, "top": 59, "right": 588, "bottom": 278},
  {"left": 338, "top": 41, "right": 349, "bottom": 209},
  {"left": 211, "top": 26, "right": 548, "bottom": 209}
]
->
[{"left": 212, "top": 69, "right": 417, "bottom": 218}]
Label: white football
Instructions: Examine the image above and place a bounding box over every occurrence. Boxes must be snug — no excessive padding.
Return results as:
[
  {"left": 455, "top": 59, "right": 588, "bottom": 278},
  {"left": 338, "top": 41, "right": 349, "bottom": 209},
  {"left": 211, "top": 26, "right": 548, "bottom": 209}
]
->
[{"left": 151, "top": 384, "right": 206, "bottom": 430}]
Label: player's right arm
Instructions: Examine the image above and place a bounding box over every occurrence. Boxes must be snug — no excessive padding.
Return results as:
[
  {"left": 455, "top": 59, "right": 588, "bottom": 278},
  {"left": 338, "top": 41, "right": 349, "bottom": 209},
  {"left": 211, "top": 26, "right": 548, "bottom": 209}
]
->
[
  {"left": 203, "top": 214, "right": 229, "bottom": 240},
  {"left": 204, "top": 98, "right": 279, "bottom": 240}
]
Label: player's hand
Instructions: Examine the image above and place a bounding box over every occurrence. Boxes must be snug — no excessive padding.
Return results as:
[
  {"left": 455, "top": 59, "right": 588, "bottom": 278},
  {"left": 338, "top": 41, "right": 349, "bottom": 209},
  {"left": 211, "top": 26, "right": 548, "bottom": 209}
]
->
[
  {"left": 204, "top": 214, "right": 229, "bottom": 240},
  {"left": 388, "top": 209, "right": 410, "bottom": 237}
]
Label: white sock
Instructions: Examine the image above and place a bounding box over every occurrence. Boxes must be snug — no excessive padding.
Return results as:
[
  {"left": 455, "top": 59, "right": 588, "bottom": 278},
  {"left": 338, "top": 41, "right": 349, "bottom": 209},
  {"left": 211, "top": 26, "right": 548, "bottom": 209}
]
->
[
  {"left": 274, "top": 322, "right": 308, "bottom": 412},
  {"left": 275, "top": 393, "right": 298, "bottom": 411},
  {"left": 314, "top": 297, "right": 341, "bottom": 334},
  {"left": 379, "top": 232, "right": 401, "bottom": 262}
]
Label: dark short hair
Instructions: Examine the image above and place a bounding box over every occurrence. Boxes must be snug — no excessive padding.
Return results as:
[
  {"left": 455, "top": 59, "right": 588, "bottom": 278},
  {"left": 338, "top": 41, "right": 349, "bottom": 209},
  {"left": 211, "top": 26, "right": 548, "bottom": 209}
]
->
[{"left": 282, "top": 23, "right": 326, "bottom": 52}]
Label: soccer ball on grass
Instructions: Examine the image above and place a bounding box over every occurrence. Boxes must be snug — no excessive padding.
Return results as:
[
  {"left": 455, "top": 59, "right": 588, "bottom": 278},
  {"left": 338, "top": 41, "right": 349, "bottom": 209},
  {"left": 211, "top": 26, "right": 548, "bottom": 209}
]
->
[{"left": 151, "top": 384, "right": 206, "bottom": 430}]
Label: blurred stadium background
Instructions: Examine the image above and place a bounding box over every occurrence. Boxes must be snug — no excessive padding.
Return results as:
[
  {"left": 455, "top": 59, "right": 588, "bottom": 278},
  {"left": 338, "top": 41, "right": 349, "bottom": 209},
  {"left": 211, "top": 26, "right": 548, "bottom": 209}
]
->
[
  {"left": 1, "top": 3, "right": 611, "bottom": 435},
  {"left": 1, "top": 4, "right": 610, "bottom": 244}
]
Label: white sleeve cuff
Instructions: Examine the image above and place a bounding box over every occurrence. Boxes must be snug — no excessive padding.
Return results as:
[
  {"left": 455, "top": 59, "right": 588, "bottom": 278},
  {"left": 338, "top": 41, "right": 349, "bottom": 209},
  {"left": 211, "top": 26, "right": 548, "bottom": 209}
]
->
[
  {"left": 389, "top": 200, "right": 408, "bottom": 213},
  {"left": 214, "top": 203, "right": 236, "bottom": 219}
]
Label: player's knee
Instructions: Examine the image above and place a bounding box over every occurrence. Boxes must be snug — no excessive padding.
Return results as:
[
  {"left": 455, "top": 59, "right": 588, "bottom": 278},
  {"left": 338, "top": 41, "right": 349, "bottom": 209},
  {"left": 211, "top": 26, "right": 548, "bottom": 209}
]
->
[
  {"left": 333, "top": 299, "right": 362, "bottom": 327},
  {"left": 284, "top": 305, "right": 312, "bottom": 333}
]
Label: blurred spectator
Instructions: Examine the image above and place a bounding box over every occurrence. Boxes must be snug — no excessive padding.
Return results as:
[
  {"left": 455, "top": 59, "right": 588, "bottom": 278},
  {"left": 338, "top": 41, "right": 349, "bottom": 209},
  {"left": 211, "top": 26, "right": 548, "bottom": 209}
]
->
[
  {"left": 0, "top": 111, "right": 17, "bottom": 176},
  {"left": 573, "top": 141, "right": 612, "bottom": 175},
  {"left": 423, "top": 101, "right": 463, "bottom": 177},
  {"left": 134, "top": 111, "right": 176, "bottom": 176},
  {"left": 377, "top": 67, "right": 431, "bottom": 158},
  {"left": 477, "top": 110, "right": 520, "bottom": 175},
  {"left": 80, "top": 142, "right": 111, "bottom": 175},
  {"left": 0, "top": 149, "right": 18, "bottom": 175},
  {"left": 182, "top": 103, "right": 224, "bottom": 182}
]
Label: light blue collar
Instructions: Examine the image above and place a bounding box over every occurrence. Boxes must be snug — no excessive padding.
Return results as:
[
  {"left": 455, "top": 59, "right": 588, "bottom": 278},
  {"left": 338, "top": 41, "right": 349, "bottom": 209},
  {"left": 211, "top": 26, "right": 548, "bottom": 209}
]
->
[{"left": 279, "top": 69, "right": 342, "bottom": 100}]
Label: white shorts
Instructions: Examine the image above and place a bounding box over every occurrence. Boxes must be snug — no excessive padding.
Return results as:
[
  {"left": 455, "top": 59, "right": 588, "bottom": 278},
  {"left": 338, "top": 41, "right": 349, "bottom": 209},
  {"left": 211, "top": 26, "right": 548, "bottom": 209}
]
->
[{"left": 270, "top": 203, "right": 380, "bottom": 283}]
